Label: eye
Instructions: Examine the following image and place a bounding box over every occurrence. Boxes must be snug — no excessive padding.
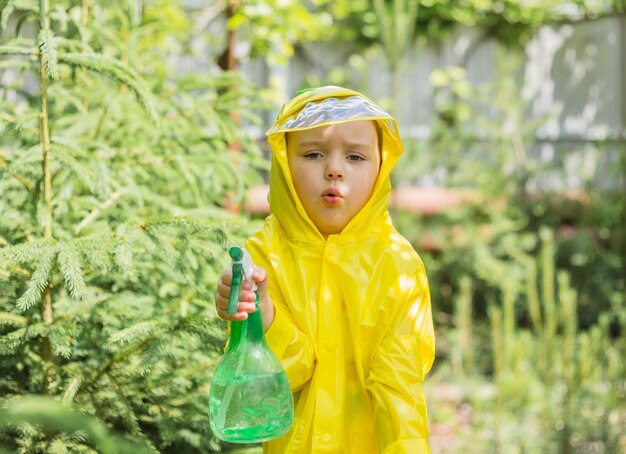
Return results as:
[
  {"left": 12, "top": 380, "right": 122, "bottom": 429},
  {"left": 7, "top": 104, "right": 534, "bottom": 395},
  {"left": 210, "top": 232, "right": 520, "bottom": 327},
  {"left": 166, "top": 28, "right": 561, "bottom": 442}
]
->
[
  {"left": 303, "top": 151, "right": 323, "bottom": 159},
  {"left": 346, "top": 153, "right": 365, "bottom": 161}
]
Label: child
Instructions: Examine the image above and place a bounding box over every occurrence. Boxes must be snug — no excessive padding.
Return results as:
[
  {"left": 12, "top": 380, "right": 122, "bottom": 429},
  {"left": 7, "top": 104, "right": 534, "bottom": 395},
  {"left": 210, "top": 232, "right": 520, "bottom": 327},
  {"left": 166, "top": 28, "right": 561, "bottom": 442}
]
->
[{"left": 215, "top": 86, "right": 435, "bottom": 453}]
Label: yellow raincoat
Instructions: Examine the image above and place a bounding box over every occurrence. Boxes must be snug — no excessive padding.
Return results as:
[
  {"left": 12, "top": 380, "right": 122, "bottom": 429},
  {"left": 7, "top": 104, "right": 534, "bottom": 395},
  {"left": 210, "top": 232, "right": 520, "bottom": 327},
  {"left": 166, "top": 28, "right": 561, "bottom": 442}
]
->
[{"left": 246, "top": 86, "right": 435, "bottom": 453}]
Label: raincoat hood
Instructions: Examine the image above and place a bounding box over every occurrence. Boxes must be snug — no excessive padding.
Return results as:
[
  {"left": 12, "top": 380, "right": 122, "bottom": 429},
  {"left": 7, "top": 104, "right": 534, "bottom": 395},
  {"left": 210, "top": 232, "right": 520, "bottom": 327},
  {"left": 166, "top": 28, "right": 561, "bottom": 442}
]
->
[{"left": 265, "top": 86, "right": 404, "bottom": 242}]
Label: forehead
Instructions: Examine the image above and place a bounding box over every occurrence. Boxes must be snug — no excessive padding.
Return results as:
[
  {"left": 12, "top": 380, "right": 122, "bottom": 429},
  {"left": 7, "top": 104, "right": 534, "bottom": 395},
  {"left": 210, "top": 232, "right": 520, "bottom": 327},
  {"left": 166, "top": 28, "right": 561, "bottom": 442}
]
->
[{"left": 287, "top": 120, "right": 378, "bottom": 147}]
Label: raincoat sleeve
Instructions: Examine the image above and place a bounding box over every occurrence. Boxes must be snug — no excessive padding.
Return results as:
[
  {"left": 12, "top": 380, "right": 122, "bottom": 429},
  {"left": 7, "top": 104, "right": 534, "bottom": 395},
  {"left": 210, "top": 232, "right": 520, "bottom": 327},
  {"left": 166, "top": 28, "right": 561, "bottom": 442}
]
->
[
  {"left": 365, "top": 267, "right": 435, "bottom": 454},
  {"left": 263, "top": 286, "right": 316, "bottom": 392}
]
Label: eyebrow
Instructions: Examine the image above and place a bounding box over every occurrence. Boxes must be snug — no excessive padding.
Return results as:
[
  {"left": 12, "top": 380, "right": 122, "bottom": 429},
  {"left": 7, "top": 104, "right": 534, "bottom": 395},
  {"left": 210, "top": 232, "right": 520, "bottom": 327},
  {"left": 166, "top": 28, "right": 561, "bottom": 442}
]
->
[
  {"left": 296, "top": 140, "right": 374, "bottom": 150},
  {"left": 296, "top": 141, "right": 325, "bottom": 149}
]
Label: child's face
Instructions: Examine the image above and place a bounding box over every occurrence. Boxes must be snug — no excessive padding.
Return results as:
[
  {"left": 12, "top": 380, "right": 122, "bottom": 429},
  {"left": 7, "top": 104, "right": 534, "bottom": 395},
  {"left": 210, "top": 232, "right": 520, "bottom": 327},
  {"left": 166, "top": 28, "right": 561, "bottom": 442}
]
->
[{"left": 286, "top": 120, "right": 381, "bottom": 237}]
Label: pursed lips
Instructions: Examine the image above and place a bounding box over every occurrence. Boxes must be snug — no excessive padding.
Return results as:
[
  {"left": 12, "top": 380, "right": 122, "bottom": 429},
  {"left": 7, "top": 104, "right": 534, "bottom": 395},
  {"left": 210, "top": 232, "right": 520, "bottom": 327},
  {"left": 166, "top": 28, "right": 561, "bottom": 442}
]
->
[{"left": 322, "top": 188, "right": 343, "bottom": 205}]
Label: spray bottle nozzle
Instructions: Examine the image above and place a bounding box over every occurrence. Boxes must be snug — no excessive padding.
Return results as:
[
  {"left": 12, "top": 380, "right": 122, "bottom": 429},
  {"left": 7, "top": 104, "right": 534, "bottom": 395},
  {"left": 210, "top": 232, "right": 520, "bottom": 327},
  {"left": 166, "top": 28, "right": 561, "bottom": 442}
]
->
[
  {"left": 226, "top": 247, "right": 257, "bottom": 315},
  {"left": 229, "top": 247, "right": 243, "bottom": 261}
]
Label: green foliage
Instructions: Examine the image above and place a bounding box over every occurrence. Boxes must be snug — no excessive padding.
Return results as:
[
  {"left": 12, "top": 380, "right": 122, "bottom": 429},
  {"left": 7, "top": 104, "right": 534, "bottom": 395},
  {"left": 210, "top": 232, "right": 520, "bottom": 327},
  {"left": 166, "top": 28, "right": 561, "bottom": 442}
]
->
[
  {"left": 390, "top": 41, "right": 624, "bottom": 453},
  {"left": 227, "top": 0, "right": 335, "bottom": 65},
  {"left": 485, "top": 231, "right": 625, "bottom": 450},
  {"left": 0, "top": 396, "right": 151, "bottom": 453},
  {"left": 223, "top": 0, "right": 621, "bottom": 71},
  {"left": 57, "top": 52, "right": 158, "bottom": 123},
  {"left": 371, "top": 0, "right": 419, "bottom": 68},
  {"left": 393, "top": 49, "right": 621, "bottom": 325},
  {"left": 425, "top": 229, "right": 625, "bottom": 451},
  {"left": 0, "top": 1, "right": 266, "bottom": 452},
  {"left": 327, "top": 0, "right": 618, "bottom": 50}
]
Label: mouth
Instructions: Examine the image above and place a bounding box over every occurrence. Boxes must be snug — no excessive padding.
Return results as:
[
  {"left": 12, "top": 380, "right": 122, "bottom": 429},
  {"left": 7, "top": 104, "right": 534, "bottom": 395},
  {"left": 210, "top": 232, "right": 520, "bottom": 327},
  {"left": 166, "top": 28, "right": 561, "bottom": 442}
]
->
[{"left": 322, "top": 188, "right": 343, "bottom": 205}]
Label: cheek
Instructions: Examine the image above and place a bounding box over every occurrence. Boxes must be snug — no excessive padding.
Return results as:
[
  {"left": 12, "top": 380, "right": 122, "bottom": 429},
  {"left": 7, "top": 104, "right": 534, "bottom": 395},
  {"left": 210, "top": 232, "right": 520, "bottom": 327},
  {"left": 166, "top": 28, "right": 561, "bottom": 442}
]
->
[
  {"left": 364, "top": 166, "right": 380, "bottom": 193},
  {"left": 290, "top": 163, "right": 316, "bottom": 201}
]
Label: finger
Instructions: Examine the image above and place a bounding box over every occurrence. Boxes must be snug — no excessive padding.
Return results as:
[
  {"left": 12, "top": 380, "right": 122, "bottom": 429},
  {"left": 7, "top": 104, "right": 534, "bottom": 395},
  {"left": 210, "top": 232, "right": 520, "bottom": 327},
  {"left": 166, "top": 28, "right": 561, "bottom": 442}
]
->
[
  {"left": 216, "top": 291, "right": 256, "bottom": 310},
  {"left": 239, "top": 288, "right": 256, "bottom": 303},
  {"left": 252, "top": 267, "right": 268, "bottom": 297},
  {"left": 216, "top": 280, "right": 232, "bottom": 298},
  {"left": 217, "top": 308, "right": 249, "bottom": 321},
  {"left": 217, "top": 301, "right": 256, "bottom": 319},
  {"left": 216, "top": 289, "right": 255, "bottom": 307},
  {"left": 219, "top": 268, "right": 233, "bottom": 286},
  {"left": 237, "top": 301, "right": 257, "bottom": 313},
  {"left": 251, "top": 266, "right": 267, "bottom": 283}
]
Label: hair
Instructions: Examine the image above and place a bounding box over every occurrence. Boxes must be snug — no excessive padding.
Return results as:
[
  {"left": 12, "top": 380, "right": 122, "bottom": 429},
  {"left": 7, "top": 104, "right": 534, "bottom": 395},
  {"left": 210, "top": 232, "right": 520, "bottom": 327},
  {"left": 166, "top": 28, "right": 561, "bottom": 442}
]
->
[{"left": 373, "top": 120, "right": 383, "bottom": 155}]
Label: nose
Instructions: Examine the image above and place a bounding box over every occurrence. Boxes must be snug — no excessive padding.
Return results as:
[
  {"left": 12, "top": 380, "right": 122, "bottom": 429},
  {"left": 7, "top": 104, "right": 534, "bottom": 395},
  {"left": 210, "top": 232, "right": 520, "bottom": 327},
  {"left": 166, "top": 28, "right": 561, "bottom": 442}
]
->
[{"left": 325, "top": 156, "right": 344, "bottom": 180}]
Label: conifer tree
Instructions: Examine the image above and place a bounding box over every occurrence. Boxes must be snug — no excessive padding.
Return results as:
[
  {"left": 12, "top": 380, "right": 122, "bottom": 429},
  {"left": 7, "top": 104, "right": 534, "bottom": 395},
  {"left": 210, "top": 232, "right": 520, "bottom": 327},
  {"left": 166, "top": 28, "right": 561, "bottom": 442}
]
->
[{"left": 0, "top": 1, "right": 265, "bottom": 451}]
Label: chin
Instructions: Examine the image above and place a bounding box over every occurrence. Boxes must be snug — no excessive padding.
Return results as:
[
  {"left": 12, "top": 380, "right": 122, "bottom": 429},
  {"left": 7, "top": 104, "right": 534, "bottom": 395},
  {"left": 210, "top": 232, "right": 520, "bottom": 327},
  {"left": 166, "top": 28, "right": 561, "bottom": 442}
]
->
[{"left": 319, "top": 224, "right": 345, "bottom": 236}]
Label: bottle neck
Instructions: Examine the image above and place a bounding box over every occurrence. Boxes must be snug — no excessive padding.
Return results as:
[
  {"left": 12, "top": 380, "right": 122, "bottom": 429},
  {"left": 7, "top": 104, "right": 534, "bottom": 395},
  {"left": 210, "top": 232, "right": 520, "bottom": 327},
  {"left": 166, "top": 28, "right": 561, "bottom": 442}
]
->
[
  {"left": 227, "top": 317, "right": 246, "bottom": 350},
  {"left": 246, "top": 304, "right": 265, "bottom": 343},
  {"left": 227, "top": 293, "right": 264, "bottom": 348}
]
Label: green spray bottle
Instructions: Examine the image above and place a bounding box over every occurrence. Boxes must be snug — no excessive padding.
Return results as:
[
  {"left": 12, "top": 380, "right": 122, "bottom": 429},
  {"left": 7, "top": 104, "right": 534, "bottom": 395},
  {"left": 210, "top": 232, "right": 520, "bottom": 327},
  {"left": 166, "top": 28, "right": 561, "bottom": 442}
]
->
[{"left": 209, "top": 247, "right": 294, "bottom": 443}]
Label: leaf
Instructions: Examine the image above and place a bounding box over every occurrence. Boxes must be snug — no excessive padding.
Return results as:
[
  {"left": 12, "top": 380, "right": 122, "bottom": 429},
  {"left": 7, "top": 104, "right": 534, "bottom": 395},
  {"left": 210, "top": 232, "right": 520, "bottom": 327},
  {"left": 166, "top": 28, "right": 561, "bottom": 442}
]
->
[
  {"left": 57, "top": 52, "right": 159, "bottom": 125},
  {"left": 15, "top": 246, "right": 57, "bottom": 312}
]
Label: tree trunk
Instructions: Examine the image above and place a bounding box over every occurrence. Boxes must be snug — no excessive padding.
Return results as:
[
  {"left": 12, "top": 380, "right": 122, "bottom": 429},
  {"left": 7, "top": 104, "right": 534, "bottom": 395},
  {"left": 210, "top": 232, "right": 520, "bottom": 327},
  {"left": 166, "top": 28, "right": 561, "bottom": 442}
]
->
[{"left": 39, "top": 0, "right": 54, "bottom": 394}]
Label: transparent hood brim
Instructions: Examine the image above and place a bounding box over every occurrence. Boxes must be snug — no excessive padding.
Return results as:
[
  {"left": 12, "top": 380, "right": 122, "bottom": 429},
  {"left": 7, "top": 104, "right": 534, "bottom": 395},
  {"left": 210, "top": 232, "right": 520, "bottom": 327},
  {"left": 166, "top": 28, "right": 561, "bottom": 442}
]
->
[{"left": 265, "top": 96, "right": 394, "bottom": 136}]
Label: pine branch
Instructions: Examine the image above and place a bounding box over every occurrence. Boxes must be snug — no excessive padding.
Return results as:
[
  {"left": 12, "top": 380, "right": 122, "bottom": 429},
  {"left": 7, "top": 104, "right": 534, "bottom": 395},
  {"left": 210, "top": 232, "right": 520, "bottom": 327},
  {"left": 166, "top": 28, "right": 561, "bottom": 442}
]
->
[
  {"left": 0, "top": 144, "right": 41, "bottom": 185},
  {"left": 179, "top": 315, "right": 224, "bottom": 353},
  {"left": 0, "top": 37, "right": 36, "bottom": 47},
  {"left": 114, "top": 237, "right": 133, "bottom": 272},
  {"left": 0, "top": 238, "right": 52, "bottom": 264},
  {"left": 49, "top": 324, "right": 73, "bottom": 358},
  {"left": 142, "top": 218, "right": 229, "bottom": 246},
  {"left": 78, "top": 333, "right": 162, "bottom": 395},
  {"left": 73, "top": 237, "right": 116, "bottom": 273},
  {"left": 57, "top": 52, "right": 159, "bottom": 125},
  {"left": 62, "top": 376, "right": 82, "bottom": 404},
  {"left": 0, "top": 162, "right": 35, "bottom": 192},
  {"left": 0, "top": 311, "right": 27, "bottom": 327},
  {"left": 110, "top": 321, "right": 161, "bottom": 346},
  {"left": 57, "top": 294, "right": 111, "bottom": 321},
  {"left": 0, "top": 45, "right": 36, "bottom": 56},
  {"left": 173, "top": 155, "right": 202, "bottom": 205},
  {"left": 15, "top": 246, "right": 57, "bottom": 312},
  {"left": 37, "top": 29, "right": 58, "bottom": 80},
  {"left": 57, "top": 243, "right": 87, "bottom": 301},
  {"left": 51, "top": 142, "right": 98, "bottom": 194},
  {"left": 107, "top": 373, "right": 143, "bottom": 438},
  {"left": 1, "top": 1, "right": 39, "bottom": 30},
  {"left": 0, "top": 323, "right": 47, "bottom": 355},
  {"left": 74, "top": 190, "right": 125, "bottom": 235}
]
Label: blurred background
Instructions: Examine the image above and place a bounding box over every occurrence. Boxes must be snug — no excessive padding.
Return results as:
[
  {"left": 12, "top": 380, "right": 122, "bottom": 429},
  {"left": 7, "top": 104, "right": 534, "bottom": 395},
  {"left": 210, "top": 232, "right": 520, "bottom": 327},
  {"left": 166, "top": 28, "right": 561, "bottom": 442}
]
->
[{"left": 0, "top": 0, "right": 624, "bottom": 452}]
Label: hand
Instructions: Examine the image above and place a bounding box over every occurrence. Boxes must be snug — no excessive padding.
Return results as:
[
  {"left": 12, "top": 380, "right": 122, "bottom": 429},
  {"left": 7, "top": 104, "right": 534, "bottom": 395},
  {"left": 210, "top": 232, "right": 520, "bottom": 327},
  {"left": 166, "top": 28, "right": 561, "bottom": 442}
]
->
[{"left": 215, "top": 266, "right": 275, "bottom": 331}]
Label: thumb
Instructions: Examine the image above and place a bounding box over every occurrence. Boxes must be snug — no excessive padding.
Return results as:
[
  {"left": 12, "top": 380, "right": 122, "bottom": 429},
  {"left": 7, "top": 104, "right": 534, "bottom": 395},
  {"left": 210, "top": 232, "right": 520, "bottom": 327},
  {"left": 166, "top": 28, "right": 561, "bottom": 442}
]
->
[{"left": 251, "top": 266, "right": 268, "bottom": 301}]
